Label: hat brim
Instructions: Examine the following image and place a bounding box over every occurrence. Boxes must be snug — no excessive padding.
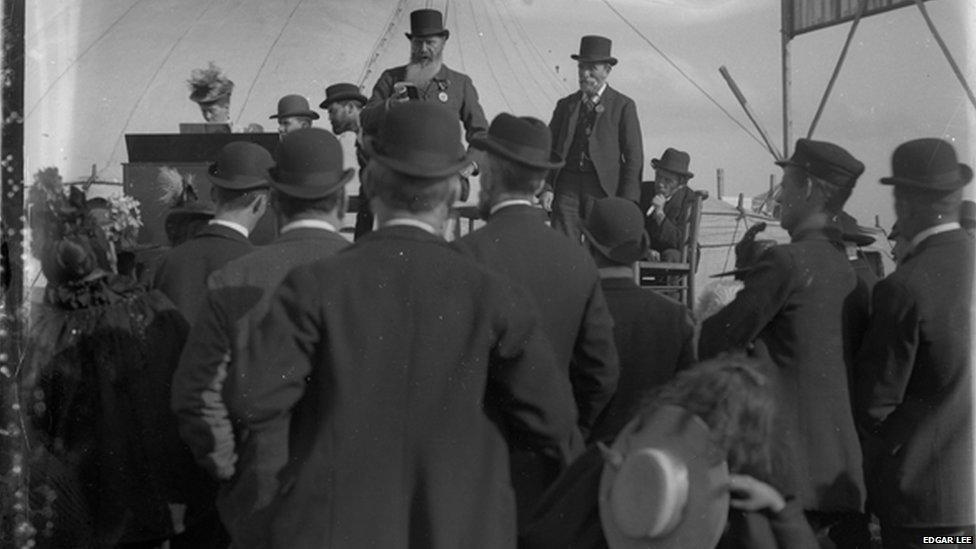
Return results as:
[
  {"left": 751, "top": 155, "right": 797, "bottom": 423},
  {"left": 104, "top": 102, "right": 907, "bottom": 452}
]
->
[
  {"left": 208, "top": 165, "right": 271, "bottom": 191},
  {"left": 320, "top": 93, "right": 369, "bottom": 109},
  {"left": 470, "top": 137, "right": 564, "bottom": 170},
  {"left": 651, "top": 160, "right": 693, "bottom": 179},
  {"left": 269, "top": 110, "right": 321, "bottom": 120},
  {"left": 880, "top": 163, "right": 973, "bottom": 191},
  {"left": 599, "top": 405, "right": 730, "bottom": 549},
  {"left": 571, "top": 54, "right": 618, "bottom": 66},
  {"left": 270, "top": 168, "right": 355, "bottom": 200},
  {"left": 405, "top": 30, "right": 450, "bottom": 40},
  {"left": 583, "top": 225, "right": 650, "bottom": 265},
  {"left": 363, "top": 135, "right": 472, "bottom": 179}
]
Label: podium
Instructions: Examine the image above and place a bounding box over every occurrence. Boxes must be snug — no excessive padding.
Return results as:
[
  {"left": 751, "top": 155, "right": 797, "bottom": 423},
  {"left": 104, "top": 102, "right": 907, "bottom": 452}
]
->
[{"left": 123, "top": 133, "right": 280, "bottom": 246}]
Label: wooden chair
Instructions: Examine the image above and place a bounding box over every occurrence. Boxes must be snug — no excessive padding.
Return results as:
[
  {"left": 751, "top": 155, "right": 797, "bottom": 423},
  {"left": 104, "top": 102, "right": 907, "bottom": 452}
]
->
[{"left": 634, "top": 189, "right": 707, "bottom": 308}]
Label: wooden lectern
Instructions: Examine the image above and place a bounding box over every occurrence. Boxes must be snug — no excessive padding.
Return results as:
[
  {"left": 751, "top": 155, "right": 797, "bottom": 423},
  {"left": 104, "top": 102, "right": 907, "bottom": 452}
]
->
[{"left": 123, "top": 133, "right": 280, "bottom": 246}]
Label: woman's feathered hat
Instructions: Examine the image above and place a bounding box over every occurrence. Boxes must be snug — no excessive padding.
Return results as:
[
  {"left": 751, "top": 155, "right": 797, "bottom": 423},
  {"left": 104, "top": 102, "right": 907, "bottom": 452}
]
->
[{"left": 188, "top": 61, "right": 234, "bottom": 105}]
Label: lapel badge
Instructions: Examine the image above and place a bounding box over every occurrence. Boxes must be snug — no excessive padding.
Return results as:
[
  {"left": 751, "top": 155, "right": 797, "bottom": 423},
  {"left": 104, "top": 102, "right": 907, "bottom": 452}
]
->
[
  {"left": 595, "top": 104, "right": 605, "bottom": 114},
  {"left": 438, "top": 91, "right": 448, "bottom": 103}
]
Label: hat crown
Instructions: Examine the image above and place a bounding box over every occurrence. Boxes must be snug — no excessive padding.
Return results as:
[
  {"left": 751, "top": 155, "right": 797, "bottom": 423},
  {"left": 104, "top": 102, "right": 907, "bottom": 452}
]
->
[
  {"left": 276, "top": 128, "right": 344, "bottom": 176},
  {"left": 578, "top": 35, "right": 613, "bottom": 59},
  {"left": 892, "top": 138, "right": 967, "bottom": 183},
  {"left": 610, "top": 448, "right": 689, "bottom": 538},
  {"left": 276, "top": 94, "right": 311, "bottom": 115},
  {"left": 782, "top": 138, "right": 864, "bottom": 189},
  {"left": 211, "top": 142, "right": 273, "bottom": 185},
  {"left": 325, "top": 83, "right": 359, "bottom": 99},
  {"left": 587, "top": 197, "right": 645, "bottom": 245},
  {"left": 488, "top": 113, "right": 551, "bottom": 152},
  {"left": 409, "top": 9, "right": 447, "bottom": 36},
  {"left": 652, "top": 148, "right": 693, "bottom": 178},
  {"left": 369, "top": 102, "right": 467, "bottom": 178}
]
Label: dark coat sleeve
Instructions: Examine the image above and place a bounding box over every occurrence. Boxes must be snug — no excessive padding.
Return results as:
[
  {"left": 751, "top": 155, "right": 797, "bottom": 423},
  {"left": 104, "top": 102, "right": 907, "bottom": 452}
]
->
[
  {"left": 360, "top": 69, "right": 398, "bottom": 137},
  {"left": 458, "top": 73, "right": 489, "bottom": 144},
  {"left": 699, "top": 248, "right": 795, "bottom": 360},
  {"left": 648, "top": 187, "right": 694, "bottom": 252},
  {"left": 616, "top": 97, "right": 643, "bottom": 203},
  {"left": 677, "top": 306, "right": 697, "bottom": 370},
  {"left": 544, "top": 99, "right": 568, "bottom": 193},
  {"left": 569, "top": 279, "right": 620, "bottom": 437}
]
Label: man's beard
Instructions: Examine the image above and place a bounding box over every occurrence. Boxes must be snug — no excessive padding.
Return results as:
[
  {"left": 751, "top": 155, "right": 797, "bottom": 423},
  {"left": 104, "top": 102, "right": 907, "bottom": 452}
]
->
[{"left": 406, "top": 54, "right": 442, "bottom": 85}]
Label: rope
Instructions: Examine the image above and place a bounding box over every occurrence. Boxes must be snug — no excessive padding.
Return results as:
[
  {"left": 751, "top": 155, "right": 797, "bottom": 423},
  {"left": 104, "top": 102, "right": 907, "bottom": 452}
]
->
[
  {"left": 358, "top": 0, "right": 409, "bottom": 87},
  {"left": 467, "top": 0, "right": 514, "bottom": 111},
  {"left": 481, "top": 0, "right": 552, "bottom": 113},
  {"left": 496, "top": 0, "right": 571, "bottom": 94},
  {"left": 234, "top": 0, "right": 306, "bottom": 125},
  {"left": 600, "top": 0, "right": 768, "bottom": 152},
  {"left": 26, "top": 0, "right": 147, "bottom": 120},
  {"left": 485, "top": 0, "right": 557, "bottom": 112}
]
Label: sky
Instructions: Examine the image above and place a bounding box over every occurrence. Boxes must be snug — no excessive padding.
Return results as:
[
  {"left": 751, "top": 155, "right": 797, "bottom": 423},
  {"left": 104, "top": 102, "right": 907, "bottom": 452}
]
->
[{"left": 24, "top": 0, "right": 975, "bottom": 233}]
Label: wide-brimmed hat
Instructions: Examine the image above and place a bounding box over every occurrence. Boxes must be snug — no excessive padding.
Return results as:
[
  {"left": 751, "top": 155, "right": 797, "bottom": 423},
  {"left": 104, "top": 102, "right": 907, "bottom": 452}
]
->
[
  {"left": 836, "top": 211, "right": 875, "bottom": 246},
  {"left": 320, "top": 83, "right": 368, "bottom": 109},
  {"left": 599, "top": 405, "right": 730, "bottom": 549},
  {"left": 651, "top": 148, "right": 694, "bottom": 179},
  {"left": 363, "top": 102, "right": 470, "bottom": 179},
  {"left": 776, "top": 138, "right": 864, "bottom": 190},
  {"left": 188, "top": 62, "right": 234, "bottom": 105},
  {"left": 269, "top": 128, "right": 354, "bottom": 200},
  {"left": 471, "top": 113, "right": 564, "bottom": 170},
  {"left": 880, "top": 138, "right": 972, "bottom": 192},
  {"left": 583, "top": 197, "right": 650, "bottom": 265},
  {"left": 269, "top": 94, "right": 319, "bottom": 120},
  {"left": 571, "top": 35, "right": 618, "bottom": 66},
  {"left": 405, "top": 9, "right": 449, "bottom": 39},
  {"left": 207, "top": 142, "right": 274, "bottom": 190}
]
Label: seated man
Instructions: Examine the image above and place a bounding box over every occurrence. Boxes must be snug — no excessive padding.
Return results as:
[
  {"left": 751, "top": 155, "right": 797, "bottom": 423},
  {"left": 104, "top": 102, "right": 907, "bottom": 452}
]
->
[{"left": 640, "top": 147, "right": 696, "bottom": 262}]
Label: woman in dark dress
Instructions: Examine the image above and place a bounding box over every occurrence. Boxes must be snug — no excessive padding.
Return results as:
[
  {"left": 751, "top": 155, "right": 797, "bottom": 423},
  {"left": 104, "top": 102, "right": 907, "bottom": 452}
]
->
[{"left": 19, "top": 181, "right": 213, "bottom": 548}]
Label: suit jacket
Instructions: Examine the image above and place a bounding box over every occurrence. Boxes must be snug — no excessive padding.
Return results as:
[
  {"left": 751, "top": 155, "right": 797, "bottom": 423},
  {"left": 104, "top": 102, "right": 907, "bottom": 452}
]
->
[
  {"left": 152, "top": 224, "right": 254, "bottom": 325},
  {"left": 640, "top": 184, "right": 696, "bottom": 253},
  {"left": 546, "top": 86, "right": 643, "bottom": 202},
  {"left": 588, "top": 277, "right": 695, "bottom": 443},
  {"left": 458, "top": 204, "right": 619, "bottom": 433},
  {"left": 699, "top": 227, "right": 866, "bottom": 513},
  {"left": 855, "top": 229, "right": 973, "bottom": 527},
  {"left": 240, "top": 225, "right": 581, "bottom": 548},
  {"left": 171, "top": 227, "right": 348, "bottom": 547}
]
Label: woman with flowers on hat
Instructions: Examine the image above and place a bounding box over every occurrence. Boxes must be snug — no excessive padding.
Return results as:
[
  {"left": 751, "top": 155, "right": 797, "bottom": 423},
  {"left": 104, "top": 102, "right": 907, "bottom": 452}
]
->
[
  {"left": 521, "top": 354, "right": 817, "bottom": 549},
  {"left": 18, "top": 169, "right": 214, "bottom": 547}
]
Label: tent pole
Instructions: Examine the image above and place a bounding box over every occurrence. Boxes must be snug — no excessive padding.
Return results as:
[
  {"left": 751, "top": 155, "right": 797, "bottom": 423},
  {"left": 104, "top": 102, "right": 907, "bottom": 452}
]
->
[
  {"left": 781, "top": 0, "right": 792, "bottom": 158},
  {"left": 807, "top": 0, "right": 867, "bottom": 139},
  {"left": 914, "top": 0, "right": 976, "bottom": 112},
  {"left": 719, "top": 66, "right": 784, "bottom": 161}
]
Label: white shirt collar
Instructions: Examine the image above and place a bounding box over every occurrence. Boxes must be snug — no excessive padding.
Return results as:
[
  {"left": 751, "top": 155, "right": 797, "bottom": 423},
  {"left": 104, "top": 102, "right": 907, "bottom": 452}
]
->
[
  {"left": 381, "top": 218, "right": 439, "bottom": 236},
  {"left": 582, "top": 82, "right": 607, "bottom": 103},
  {"left": 910, "top": 221, "right": 960, "bottom": 249},
  {"left": 208, "top": 219, "right": 249, "bottom": 238},
  {"left": 489, "top": 199, "right": 534, "bottom": 216},
  {"left": 280, "top": 219, "right": 338, "bottom": 234}
]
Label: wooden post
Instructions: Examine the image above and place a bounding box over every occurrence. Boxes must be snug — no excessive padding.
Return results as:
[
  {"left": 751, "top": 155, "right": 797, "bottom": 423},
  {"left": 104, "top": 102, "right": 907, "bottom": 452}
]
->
[
  {"left": 781, "top": 1, "right": 793, "bottom": 159},
  {"left": 807, "top": 0, "right": 867, "bottom": 139},
  {"left": 914, "top": 0, "right": 976, "bottom": 112},
  {"left": 719, "top": 66, "right": 784, "bottom": 161},
  {"left": 716, "top": 168, "right": 725, "bottom": 199}
]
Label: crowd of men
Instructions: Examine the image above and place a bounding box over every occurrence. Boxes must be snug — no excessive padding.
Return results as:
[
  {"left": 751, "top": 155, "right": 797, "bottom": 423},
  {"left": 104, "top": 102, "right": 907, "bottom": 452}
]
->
[{"left": 121, "top": 7, "right": 975, "bottom": 549}]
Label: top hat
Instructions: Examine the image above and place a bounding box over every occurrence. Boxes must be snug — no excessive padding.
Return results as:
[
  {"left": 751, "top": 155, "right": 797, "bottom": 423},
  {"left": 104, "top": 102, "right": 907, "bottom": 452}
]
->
[
  {"left": 269, "top": 128, "right": 354, "bottom": 200},
  {"left": 961, "top": 200, "right": 976, "bottom": 229},
  {"left": 880, "top": 138, "right": 972, "bottom": 192},
  {"left": 777, "top": 138, "right": 864, "bottom": 189},
  {"left": 188, "top": 62, "right": 234, "bottom": 105},
  {"left": 571, "top": 35, "right": 618, "bottom": 66},
  {"left": 471, "top": 113, "right": 564, "bottom": 170},
  {"left": 836, "top": 210, "right": 875, "bottom": 246},
  {"left": 363, "top": 102, "right": 470, "bottom": 179},
  {"left": 599, "top": 405, "right": 730, "bottom": 549},
  {"left": 405, "top": 9, "right": 450, "bottom": 39},
  {"left": 320, "top": 83, "right": 368, "bottom": 109},
  {"left": 651, "top": 148, "right": 694, "bottom": 179},
  {"left": 583, "top": 197, "right": 650, "bottom": 265},
  {"left": 269, "top": 94, "right": 320, "bottom": 120},
  {"left": 207, "top": 142, "right": 274, "bottom": 191}
]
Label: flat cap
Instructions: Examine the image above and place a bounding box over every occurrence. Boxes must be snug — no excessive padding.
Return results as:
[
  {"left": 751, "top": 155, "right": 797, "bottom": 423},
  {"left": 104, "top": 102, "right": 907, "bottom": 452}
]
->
[{"left": 776, "top": 138, "right": 864, "bottom": 189}]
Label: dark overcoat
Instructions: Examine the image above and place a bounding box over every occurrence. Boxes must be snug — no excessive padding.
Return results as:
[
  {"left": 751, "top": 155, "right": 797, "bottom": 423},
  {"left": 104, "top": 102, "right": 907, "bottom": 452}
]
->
[
  {"left": 241, "top": 225, "right": 581, "bottom": 548},
  {"left": 588, "top": 277, "right": 695, "bottom": 443},
  {"left": 545, "top": 86, "right": 643, "bottom": 202},
  {"left": 152, "top": 223, "right": 253, "bottom": 324},
  {"left": 639, "top": 184, "right": 696, "bottom": 253},
  {"left": 699, "top": 227, "right": 865, "bottom": 513},
  {"left": 171, "top": 227, "right": 349, "bottom": 547},
  {"left": 855, "top": 229, "right": 973, "bottom": 527},
  {"left": 459, "top": 204, "right": 619, "bottom": 433}
]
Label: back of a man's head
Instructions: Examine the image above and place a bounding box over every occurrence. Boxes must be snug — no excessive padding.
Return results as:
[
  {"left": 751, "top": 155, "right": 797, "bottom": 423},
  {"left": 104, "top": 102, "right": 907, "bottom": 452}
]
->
[
  {"left": 365, "top": 161, "right": 457, "bottom": 214},
  {"left": 484, "top": 153, "right": 547, "bottom": 197},
  {"left": 274, "top": 188, "right": 345, "bottom": 222}
]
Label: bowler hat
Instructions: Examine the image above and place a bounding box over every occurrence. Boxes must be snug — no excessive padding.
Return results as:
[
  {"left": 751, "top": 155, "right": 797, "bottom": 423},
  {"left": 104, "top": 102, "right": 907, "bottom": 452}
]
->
[
  {"left": 269, "top": 128, "right": 354, "bottom": 200},
  {"left": 599, "top": 405, "right": 730, "bottom": 549},
  {"left": 363, "top": 102, "right": 470, "bottom": 179},
  {"left": 880, "top": 138, "right": 972, "bottom": 191},
  {"left": 571, "top": 35, "right": 618, "bottom": 66},
  {"left": 651, "top": 148, "right": 694, "bottom": 179},
  {"left": 471, "top": 113, "right": 564, "bottom": 170},
  {"left": 207, "top": 142, "right": 274, "bottom": 191},
  {"left": 583, "top": 197, "right": 650, "bottom": 265},
  {"left": 320, "top": 83, "right": 368, "bottom": 109},
  {"left": 405, "top": 9, "right": 449, "bottom": 39},
  {"left": 269, "top": 94, "right": 319, "bottom": 120},
  {"left": 776, "top": 138, "right": 864, "bottom": 189}
]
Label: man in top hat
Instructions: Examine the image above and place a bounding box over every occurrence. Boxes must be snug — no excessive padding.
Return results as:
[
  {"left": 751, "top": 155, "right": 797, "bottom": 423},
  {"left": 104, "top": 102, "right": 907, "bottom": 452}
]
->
[
  {"left": 152, "top": 142, "right": 272, "bottom": 325},
  {"left": 856, "top": 138, "right": 974, "bottom": 547},
  {"left": 699, "top": 138, "right": 870, "bottom": 547},
  {"left": 458, "top": 113, "right": 617, "bottom": 520},
  {"left": 581, "top": 197, "right": 695, "bottom": 444},
  {"left": 542, "top": 35, "right": 643, "bottom": 244},
  {"left": 360, "top": 10, "right": 486, "bottom": 178},
  {"left": 189, "top": 61, "right": 234, "bottom": 123},
  {"left": 270, "top": 94, "right": 319, "bottom": 135},
  {"left": 173, "top": 128, "right": 353, "bottom": 549},
  {"left": 321, "top": 83, "right": 372, "bottom": 239},
  {"left": 237, "top": 102, "right": 580, "bottom": 547},
  {"left": 640, "top": 148, "right": 697, "bottom": 261}
]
